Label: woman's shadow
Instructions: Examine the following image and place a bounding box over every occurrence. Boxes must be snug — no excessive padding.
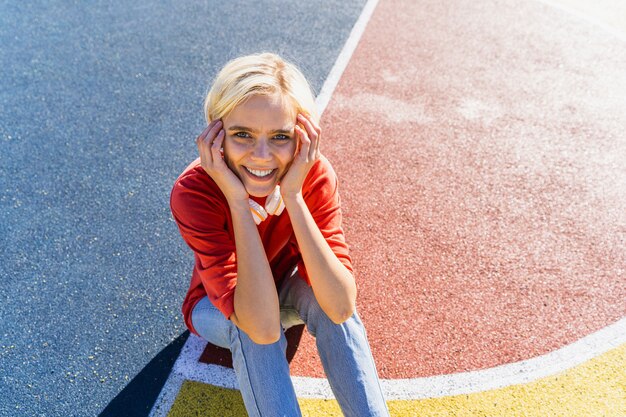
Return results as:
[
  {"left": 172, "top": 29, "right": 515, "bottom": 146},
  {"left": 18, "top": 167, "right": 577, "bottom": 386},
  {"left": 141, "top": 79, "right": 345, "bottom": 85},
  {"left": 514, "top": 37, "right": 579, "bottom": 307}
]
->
[{"left": 98, "top": 325, "right": 305, "bottom": 417}]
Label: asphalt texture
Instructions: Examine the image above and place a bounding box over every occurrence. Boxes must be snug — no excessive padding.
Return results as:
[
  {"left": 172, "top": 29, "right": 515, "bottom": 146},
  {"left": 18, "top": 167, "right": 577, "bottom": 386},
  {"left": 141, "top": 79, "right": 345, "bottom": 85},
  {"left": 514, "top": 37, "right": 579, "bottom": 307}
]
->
[{"left": 0, "top": 1, "right": 367, "bottom": 416}]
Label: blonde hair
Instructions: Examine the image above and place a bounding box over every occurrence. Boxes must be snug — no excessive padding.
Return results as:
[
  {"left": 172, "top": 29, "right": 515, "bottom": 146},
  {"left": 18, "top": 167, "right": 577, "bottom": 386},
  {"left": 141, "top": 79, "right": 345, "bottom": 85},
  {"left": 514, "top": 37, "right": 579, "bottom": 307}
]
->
[{"left": 204, "top": 52, "right": 318, "bottom": 124}]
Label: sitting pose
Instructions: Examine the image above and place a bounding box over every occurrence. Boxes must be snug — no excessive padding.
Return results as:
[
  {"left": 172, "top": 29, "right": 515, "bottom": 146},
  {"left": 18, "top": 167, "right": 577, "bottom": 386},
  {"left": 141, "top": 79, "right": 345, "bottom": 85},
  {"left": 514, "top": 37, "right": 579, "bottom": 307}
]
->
[{"left": 170, "top": 52, "right": 389, "bottom": 416}]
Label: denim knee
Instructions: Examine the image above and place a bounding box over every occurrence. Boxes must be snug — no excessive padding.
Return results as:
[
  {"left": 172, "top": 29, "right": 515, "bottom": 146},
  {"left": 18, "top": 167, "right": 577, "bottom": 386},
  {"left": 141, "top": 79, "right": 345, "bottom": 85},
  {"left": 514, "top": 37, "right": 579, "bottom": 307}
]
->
[
  {"left": 227, "top": 321, "right": 289, "bottom": 356},
  {"left": 301, "top": 297, "right": 352, "bottom": 338}
]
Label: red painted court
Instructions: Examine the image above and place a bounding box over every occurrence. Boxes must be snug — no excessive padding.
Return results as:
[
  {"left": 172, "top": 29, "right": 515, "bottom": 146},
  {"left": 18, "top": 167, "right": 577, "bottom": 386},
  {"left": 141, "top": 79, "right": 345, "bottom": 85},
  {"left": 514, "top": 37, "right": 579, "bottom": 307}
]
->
[{"left": 289, "top": 0, "right": 626, "bottom": 380}]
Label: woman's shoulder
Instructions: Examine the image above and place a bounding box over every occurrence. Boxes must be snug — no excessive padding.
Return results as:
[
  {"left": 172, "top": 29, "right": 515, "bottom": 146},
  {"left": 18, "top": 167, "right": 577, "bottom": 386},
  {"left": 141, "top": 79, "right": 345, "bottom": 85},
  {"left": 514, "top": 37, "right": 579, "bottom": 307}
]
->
[
  {"left": 171, "top": 158, "right": 226, "bottom": 211},
  {"left": 308, "top": 154, "right": 337, "bottom": 180},
  {"left": 302, "top": 154, "right": 340, "bottom": 201},
  {"left": 173, "top": 157, "right": 202, "bottom": 184},
  {"left": 173, "top": 158, "right": 217, "bottom": 190}
]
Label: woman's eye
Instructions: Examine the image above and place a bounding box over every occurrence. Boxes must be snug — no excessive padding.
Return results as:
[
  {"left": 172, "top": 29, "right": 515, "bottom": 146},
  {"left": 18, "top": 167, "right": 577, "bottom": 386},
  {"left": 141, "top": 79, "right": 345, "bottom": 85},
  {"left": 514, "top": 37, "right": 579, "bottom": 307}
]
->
[
  {"left": 234, "top": 132, "right": 251, "bottom": 139},
  {"left": 273, "top": 134, "right": 290, "bottom": 141}
]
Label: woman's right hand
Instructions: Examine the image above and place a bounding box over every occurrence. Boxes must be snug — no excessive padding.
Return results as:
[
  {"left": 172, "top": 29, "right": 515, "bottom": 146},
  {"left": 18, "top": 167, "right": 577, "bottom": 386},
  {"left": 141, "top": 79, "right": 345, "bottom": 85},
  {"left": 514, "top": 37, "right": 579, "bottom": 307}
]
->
[{"left": 196, "top": 120, "right": 249, "bottom": 204}]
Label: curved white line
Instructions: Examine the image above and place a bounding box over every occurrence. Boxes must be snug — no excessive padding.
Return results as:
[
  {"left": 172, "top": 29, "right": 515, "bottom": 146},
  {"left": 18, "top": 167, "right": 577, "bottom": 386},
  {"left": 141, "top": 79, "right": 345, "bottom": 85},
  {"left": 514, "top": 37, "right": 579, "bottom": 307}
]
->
[
  {"left": 380, "top": 316, "right": 626, "bottom": 400},
  {"left": 168, "top": 317, "right": 626, "bottom": 401}
]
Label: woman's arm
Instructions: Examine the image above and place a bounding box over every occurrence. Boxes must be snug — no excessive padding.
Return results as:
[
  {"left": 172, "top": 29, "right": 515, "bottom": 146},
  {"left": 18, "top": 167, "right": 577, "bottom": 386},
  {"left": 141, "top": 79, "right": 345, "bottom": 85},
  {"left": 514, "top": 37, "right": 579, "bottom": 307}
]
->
[
  {"left": 280, "top": 114, "right": 357, "bottom": 323},
  {"left": 284, "top": 194, "right": 356, "bottom": 323},
  {"left": 197, "top": 121, "right": 280, "bottom": 344},
  {"left": 228, "top": 200, "right": 281, "bottom": 344}
]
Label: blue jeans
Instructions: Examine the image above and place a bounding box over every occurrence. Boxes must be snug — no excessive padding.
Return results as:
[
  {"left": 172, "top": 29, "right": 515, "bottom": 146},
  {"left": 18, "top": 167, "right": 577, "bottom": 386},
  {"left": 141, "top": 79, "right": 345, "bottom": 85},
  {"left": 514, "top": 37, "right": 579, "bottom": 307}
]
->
[{"left": 191, "top": 267, "right": 390, "bottom": 417}]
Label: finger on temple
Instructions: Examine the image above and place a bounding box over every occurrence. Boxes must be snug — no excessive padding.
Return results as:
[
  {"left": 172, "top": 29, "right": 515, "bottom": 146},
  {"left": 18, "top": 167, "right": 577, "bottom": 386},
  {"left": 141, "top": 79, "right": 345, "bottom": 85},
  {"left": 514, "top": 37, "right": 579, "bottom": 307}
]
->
[
  {"left": 208, "top": 120, "right": 222, "bottom": 140},
  {"left": 212, "top": 130, "right": 224, "bottom": 152},
  {"left": 295, "top": 126, "right": 311, "bottom": 155},
  {"left": 297, "top": 114, "right": 316, "bottom": 138}
]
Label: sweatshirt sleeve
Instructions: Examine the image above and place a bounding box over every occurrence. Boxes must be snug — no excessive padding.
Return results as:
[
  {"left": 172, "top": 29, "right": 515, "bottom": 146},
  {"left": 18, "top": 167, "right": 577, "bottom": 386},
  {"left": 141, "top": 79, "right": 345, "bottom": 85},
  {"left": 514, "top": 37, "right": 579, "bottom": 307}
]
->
[
  {"left": 297, "top": 156, "right": 353, "bottom": 283},
  {"left": 170, "top": 171, "right": 237, "bottom": 319}
]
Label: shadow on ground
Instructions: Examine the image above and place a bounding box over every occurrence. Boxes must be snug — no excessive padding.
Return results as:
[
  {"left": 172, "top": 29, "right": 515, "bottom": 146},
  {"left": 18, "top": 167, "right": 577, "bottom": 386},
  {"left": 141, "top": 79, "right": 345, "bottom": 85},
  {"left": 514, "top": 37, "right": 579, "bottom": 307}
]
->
[
  {"left": 98, "top": 332, "right": 190, "bottom": 417},
  {"left": 98, "top": 325, "right": 305, "bottom": 416}
]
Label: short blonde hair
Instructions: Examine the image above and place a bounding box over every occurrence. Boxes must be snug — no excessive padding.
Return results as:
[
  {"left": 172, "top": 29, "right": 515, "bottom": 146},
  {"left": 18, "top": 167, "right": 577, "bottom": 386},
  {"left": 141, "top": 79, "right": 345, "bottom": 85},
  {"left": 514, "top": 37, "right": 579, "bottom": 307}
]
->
[{"left": 204, "top": 52, "right": 318, "bottom": 124}]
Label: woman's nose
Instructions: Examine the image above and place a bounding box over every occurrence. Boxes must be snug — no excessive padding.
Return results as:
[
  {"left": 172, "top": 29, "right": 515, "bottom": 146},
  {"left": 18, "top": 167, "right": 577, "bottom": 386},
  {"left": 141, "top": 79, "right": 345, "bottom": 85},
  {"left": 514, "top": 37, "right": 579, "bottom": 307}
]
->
[{"left": 251, "top": 139, "right": 271, "bottom": 160}]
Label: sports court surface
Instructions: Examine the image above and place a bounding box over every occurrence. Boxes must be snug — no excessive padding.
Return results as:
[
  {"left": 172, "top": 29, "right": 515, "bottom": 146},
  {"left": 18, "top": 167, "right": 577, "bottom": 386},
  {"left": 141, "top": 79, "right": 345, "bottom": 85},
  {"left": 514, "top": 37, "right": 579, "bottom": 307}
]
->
[
  {"left": 150, "top": 0, "right": 626, "bottom": 415},
  {"left": 1, "top": 0, "right": 624, "bottom": 416}
]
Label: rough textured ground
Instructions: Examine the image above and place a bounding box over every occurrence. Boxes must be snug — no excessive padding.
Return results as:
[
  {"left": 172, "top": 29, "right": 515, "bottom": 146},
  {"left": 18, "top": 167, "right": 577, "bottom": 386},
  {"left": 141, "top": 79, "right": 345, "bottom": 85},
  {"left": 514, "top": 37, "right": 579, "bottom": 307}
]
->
[
  {"left": 2, "top": 0, "right": 624, "bottom": 416},
  {"left": 0, "top": 1, "right": 367, "bottom": 416}
]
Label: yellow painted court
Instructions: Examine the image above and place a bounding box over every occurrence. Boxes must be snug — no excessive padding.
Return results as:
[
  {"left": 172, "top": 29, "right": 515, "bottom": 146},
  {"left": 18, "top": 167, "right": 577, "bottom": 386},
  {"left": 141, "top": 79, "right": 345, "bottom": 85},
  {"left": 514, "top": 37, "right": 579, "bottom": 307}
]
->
[{"left": 166, "top": 343, "right": 625, "bottom": 416}]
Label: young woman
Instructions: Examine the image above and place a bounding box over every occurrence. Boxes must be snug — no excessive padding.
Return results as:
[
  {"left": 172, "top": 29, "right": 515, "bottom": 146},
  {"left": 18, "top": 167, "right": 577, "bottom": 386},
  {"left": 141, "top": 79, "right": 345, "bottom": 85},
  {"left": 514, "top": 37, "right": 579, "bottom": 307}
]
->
[{"left": 170, "top": 52, "right": 389, "bottom": 416}]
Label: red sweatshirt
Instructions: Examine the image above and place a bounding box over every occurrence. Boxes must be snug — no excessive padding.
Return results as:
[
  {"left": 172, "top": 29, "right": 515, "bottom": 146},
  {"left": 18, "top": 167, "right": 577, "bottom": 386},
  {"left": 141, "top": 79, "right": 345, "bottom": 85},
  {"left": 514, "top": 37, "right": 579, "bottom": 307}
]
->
[{"left": 170, "top": 155, "right": 353, "bottom": 336}]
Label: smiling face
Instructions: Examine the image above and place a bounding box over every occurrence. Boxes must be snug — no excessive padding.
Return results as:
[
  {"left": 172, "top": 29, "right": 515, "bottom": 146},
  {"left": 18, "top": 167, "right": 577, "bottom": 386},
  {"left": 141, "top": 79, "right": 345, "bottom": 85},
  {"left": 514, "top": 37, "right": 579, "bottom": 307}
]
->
[{"left": 222, "top": 93, "right": 298, "bottom": 198}]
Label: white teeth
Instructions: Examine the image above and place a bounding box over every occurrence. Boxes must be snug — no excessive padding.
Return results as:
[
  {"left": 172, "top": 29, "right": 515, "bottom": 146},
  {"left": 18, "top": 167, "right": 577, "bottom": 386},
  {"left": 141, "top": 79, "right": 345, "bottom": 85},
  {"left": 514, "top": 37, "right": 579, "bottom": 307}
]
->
[{"left": 245, "top": 167, "right": 274, "bottom": 177}]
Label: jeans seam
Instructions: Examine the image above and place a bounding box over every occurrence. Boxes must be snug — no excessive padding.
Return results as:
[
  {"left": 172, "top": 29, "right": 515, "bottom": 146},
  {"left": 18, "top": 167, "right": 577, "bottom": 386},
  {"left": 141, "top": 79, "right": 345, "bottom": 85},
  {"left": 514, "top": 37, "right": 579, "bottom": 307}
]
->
[
  {"left": 235, "top": 329, "right": 262, "bottom": 417},
  {"left": 357, "top": 316, "right": 389, "bottom": 415}
]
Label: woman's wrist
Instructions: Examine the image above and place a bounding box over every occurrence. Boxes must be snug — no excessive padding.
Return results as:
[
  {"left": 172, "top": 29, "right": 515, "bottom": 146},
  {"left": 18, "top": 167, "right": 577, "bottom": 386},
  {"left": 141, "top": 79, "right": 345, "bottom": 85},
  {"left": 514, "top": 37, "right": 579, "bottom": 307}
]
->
[
  {"left": 228, "top": 198, "right": 252, "bottom": 218},
  {"left": 282, "top": 192, "right": 305, "bottom": 210}
]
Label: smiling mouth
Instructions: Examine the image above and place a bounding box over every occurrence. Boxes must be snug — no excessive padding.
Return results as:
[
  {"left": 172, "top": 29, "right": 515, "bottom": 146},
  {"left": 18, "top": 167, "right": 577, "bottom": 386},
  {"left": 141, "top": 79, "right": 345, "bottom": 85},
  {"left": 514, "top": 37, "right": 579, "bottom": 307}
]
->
[{"left": 244, "top": 166, "right": 276, "bottom": 179}]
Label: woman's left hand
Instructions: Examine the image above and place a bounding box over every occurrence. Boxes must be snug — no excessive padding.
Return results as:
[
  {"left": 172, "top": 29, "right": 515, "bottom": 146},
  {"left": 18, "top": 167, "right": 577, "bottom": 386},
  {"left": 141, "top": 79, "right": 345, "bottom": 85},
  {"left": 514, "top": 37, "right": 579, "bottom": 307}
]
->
[{"left": 279, "top": 113, "right": 321, "bottom": 199}]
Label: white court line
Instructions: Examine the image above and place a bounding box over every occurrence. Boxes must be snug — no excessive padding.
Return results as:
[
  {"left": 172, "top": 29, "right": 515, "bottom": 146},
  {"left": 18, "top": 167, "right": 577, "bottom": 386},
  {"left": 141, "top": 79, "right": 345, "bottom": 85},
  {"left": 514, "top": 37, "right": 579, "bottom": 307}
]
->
[
  {"left": 151, "top": 317, "right": 626, "bottom": 409},
  {"left": 315, "top": 0, "right": 380, "bottom": 116},
  {"left": 535, "top": 0, "right": 626, "bottom": 42},
  {"left": 148, "top": 1, "right": 380, "bottom": 415}
]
